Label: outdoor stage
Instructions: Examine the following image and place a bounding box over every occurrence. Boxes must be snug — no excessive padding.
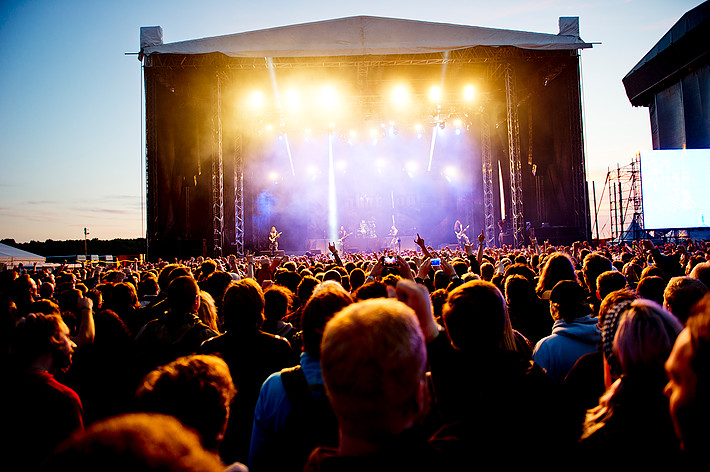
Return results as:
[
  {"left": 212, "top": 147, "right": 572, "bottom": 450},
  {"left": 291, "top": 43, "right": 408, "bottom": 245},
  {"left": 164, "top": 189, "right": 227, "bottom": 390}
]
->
[{"left": 140, "top": 16, "right": 593, "bottom": 260}]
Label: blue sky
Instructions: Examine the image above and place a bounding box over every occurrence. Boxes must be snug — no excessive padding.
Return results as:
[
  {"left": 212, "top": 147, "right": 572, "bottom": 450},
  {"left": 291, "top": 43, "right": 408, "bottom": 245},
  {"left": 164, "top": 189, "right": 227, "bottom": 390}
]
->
[{"left": 0, "top": 0, "right": 702, "bottom": 242}]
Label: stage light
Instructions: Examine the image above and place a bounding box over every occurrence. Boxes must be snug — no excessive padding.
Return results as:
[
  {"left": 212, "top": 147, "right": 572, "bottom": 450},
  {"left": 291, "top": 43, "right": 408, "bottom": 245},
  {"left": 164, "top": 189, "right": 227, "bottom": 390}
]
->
[
  {"left": 392, "top": 85, "right": 409, "bottom": 106},
  {"left": 406, "top": 161, "right": 418, "bottom": 173},
  {"left": 319, "top": 86, "right": 338, "bottom": 109},
  {"left": 454, "top": 119, "right": 462, "bottom": 128},
  {"left": 429, "top": 86, "right": 442, "bottom": 103},
  {"left": 414, "top": 123, "right": 423, "bottom": 132},
  {"left": 443, "top": 166, "right": 457, "bottom": 181},
  {"left": 369, "top": 128, "right": 378, "bottom": 137},
  {"left": 464, "top": 85, "right": 476, "bottom": 101},
  {"left": 250, "top": 91, "right": 264, "bottom": 109},
  {"left": 265, "top": 124, "right": 274, "bottom": 132},
  {"left": 284, "top": 89, "right": 299, "bottom": 109},
  {"left": 349, "top": 129, "right": 357, "bottom": 138},
  {"left": 268, "top": 171, "right": 279, "bottom": 182}
]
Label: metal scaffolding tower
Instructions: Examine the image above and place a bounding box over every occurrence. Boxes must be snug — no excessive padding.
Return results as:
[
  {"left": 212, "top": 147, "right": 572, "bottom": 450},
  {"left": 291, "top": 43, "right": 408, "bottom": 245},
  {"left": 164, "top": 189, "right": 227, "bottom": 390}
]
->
[
  {"left": 212, "top": 74, "right": 225, "bottom": 257},
  {"left": 608, "top": 153, "right": 644, "bottom": 241},
  {"left": 481, "top": 108, "right": 495, "bottom": 247},
  {"left": 233, "top": 133, "right": 245, "bottom": 256},
  {"left": 505, "top": 65, "right": 524, "bottom": 247}
]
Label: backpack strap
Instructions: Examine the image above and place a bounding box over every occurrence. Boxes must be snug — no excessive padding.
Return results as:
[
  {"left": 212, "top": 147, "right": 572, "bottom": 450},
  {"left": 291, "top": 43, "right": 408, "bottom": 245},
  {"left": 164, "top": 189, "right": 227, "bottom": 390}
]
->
[{"left": 280, "top": 365, "right": 312, "bottom": 409}]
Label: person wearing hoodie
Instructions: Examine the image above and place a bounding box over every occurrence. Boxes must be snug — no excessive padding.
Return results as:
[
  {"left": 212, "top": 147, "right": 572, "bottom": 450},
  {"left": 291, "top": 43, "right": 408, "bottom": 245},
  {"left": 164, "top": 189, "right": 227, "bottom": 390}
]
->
[{"left": 533, "top": 280, "right": 602, "bottom": 382}]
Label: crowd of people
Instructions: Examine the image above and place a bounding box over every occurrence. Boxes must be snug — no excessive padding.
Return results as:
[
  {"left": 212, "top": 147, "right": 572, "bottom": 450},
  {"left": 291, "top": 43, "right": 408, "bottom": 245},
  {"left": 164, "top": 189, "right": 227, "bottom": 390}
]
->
[{"left": 3, "top": 233, "right": 710, "bottom": 471}]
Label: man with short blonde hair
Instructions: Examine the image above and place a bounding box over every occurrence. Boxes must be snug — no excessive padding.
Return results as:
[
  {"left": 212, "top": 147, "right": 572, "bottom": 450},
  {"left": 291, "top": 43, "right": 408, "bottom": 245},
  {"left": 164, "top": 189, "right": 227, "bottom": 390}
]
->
[{"left": 305, "top": 298, "right": 449, "bottom": 471}]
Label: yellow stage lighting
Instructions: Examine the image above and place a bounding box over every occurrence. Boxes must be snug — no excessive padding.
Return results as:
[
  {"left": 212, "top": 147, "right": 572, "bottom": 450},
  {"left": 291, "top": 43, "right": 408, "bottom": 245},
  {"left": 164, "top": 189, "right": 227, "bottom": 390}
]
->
[
  {"left": 284, "top": 89, "right": 300, "bottom": 109},
  {"left": 319, "top": 86, "right": 338, "bottom": 108},
  {"left": 392, "top": 85, "right": 408, "bottom": 106},
  {"left": 250, "top": 91, "right": 264, "bottom": 108},
  {"left": 464, "top": 85, "right": 476, "bottom": 101},
  {"left": 429, "top": 86, "right": 442, "bottom": 103}
]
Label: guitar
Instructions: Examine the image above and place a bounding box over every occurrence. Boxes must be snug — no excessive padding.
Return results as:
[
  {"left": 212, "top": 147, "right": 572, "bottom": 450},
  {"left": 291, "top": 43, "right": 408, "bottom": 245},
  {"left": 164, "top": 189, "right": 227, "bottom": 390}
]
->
[
  {"left": 455, "top": 225, "right": 470, "bottom": 243},
  {"left": 269, "top": 231, "right": 282, "bottom": 244},
  {"left": 338, "top": 232, "right": 352, "bottom": 243}
]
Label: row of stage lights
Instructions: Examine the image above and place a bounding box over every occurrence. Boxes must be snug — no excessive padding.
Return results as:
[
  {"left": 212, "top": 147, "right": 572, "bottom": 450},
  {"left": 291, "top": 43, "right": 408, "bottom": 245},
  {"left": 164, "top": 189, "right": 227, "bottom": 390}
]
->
[
  {"left": 262, "top": 118, "right": 471, "bottom": 141},
  {"left": 248, "top": 84, "right": 478, "bottom": 109},
  {"left": 243, "top": 83, "right": 480, "bottom": 133},
  {"left": 265, "top": 158, "right": 463, "bottom": 185}
]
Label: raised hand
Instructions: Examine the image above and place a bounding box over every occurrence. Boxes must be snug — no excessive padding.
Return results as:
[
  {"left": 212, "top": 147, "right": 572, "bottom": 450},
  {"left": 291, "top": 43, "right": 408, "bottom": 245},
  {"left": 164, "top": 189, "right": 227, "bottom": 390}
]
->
[{"left": 414, "top": 233, "right": 425, "bottom": 247}]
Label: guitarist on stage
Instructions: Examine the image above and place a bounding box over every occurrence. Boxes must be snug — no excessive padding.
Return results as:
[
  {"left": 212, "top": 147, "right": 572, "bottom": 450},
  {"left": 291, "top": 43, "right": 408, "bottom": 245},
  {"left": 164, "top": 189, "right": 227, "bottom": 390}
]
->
[
  {"left": 268, "top": 226, "right": 282, "bottom": 256},
  {"left": 454, "top": 219, "right": 470, "bottom": 249},
  {"left": 338, "top": 225, "right": 351, "bottom": 254}
]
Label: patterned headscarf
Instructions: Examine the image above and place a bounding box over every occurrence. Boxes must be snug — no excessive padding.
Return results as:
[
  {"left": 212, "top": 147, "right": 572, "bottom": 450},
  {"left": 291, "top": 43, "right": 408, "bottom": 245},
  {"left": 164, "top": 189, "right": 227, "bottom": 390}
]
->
[{"left": 601, "top": 298, "right": 634, "bottom": 378}]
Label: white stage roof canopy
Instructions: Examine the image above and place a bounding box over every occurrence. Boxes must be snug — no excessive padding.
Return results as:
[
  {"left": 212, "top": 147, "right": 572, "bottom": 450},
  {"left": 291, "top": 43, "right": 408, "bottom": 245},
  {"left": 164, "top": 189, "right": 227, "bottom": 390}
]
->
[{"left": 140, "top": 15, "right": 592, "bottom": 59}]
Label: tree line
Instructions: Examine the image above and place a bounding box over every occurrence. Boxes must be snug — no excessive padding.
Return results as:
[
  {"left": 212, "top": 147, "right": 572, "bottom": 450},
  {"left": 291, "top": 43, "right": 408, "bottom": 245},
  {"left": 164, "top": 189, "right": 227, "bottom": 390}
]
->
[{"left": 1, "top": 238, "right": 146, "bottom": 257}]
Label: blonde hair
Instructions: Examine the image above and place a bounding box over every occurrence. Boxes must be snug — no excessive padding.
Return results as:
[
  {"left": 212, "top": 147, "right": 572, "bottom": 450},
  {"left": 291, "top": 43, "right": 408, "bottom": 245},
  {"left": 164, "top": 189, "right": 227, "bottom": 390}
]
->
[
  {"left": 320, "top": 298, "right": 426, "bottom": 438},
  {"left": 197, "top": 291, "right": 220, "bottom": 333}
]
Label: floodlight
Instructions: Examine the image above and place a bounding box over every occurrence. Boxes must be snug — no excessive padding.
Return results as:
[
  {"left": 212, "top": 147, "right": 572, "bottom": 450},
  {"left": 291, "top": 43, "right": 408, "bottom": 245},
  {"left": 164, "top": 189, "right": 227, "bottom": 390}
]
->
[
  {"left": 250, "top": 91, "right": 264, "bottom": 108},
  {"left": 429, "top": 86, "right": 442, "bottom": 103},
  {"left": 284, "top": 89, "right": 300, "bottom": 109},
  {"left": 392, "top": 85, "right": 408, "bottom": 106},
  {"left": 320, "top": 86, "right": 338, "bottom": 108},
  {"left": 464, "top": 85, "right": 476, "bottom": 101}
]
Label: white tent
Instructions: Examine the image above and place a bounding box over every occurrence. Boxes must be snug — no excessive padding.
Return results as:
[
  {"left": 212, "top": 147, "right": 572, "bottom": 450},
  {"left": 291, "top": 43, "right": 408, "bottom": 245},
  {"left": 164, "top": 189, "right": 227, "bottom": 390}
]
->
[
  {"left": 140, "top": 15, "right": 591, "bottom": 58},
  {"left": 0, "top": 243, "right": 45, "bottom": 267}
]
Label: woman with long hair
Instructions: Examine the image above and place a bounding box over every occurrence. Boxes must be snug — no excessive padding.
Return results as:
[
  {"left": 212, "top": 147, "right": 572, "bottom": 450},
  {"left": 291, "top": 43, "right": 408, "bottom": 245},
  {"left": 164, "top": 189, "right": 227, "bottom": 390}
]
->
[
  {"left": 535, "top": 252, "right": 579, "bottom": 300},
  {"left": 579, "top": 299, "right": 683, "bottom": 467}
]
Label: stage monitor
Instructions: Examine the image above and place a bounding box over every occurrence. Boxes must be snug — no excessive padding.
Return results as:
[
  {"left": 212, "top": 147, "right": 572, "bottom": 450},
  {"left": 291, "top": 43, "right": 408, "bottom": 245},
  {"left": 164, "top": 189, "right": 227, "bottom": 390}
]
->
[{"left": 641, "top": 149, "right": 710, "bottom": 230}]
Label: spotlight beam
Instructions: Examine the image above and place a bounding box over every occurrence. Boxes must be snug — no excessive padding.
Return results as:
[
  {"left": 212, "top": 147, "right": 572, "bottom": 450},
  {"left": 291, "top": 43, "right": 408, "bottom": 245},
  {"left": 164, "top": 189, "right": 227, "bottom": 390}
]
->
[
  {"left": 428, "top": 126, "right": 437, "bottom": 172},
  {"left": 328, "top": 132, "right": 338, "bottom": 243},
  {"left": 266, "top": 57, "right": 295, "bottom": 176}
]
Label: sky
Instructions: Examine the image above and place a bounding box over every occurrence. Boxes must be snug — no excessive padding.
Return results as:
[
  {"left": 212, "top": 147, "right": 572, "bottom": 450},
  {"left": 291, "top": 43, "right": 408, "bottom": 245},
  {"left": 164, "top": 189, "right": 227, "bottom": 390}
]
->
[{"left": 0, "top": 0, "right": 703, "bottom": 243}]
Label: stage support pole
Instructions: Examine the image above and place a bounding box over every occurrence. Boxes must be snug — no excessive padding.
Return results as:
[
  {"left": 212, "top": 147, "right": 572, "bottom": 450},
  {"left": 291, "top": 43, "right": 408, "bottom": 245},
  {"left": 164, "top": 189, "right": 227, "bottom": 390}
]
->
[
  {"left": 481, "top": 107, "right": 495, "bottom": 248},
  {"left": 234, "top": 133, "right": 245, "bottom": 256},
  {"left": 505, "top": 65, "right": 524, "bottom": 248},
  {"left": 212, "top": 72, "right": 225, "bottom": 257}
]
